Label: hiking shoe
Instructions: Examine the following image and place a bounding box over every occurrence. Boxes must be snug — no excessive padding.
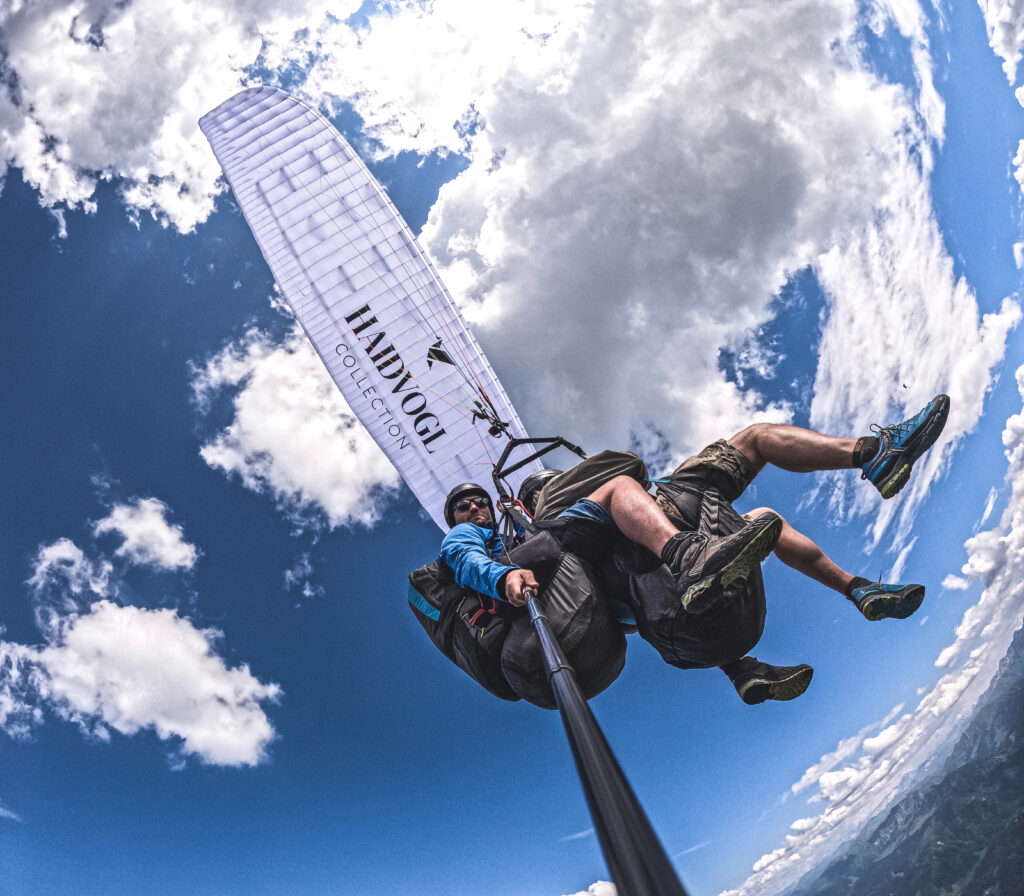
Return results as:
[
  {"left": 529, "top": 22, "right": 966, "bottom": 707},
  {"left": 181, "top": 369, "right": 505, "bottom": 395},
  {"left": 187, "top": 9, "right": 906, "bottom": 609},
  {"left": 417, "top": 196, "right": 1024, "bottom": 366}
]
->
[
  {"left": 731, "top": 660, "right": 814, "bottom": 706},
  {"left": 861, "top": 394, "right": 950, "bottom": 499},
  {"left": 848, "top": 581, "right": 925, "bottom": 621},
  {"left": 661, "top": 513, "right": 782, "bottom": 615}
]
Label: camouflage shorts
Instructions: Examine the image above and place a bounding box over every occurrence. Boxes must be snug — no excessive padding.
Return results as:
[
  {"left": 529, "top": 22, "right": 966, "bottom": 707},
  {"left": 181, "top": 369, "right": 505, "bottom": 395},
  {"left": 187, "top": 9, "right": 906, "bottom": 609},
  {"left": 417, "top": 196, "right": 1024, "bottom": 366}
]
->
[{"left": 654, "top": 439, "right": 756, "bottom": 519}]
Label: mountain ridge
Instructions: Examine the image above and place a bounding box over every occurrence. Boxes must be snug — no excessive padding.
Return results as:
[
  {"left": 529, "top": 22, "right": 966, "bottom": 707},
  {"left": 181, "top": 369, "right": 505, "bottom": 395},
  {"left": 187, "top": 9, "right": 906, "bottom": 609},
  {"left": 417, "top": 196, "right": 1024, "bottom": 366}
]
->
[{"left": 785, "top": 619, "right": 1024, "bottom": 896}]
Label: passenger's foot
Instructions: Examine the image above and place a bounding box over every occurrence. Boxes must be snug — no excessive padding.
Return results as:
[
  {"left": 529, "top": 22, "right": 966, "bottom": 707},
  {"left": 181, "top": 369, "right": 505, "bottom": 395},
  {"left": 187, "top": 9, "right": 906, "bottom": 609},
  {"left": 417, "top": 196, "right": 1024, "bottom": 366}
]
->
[
  {"left": 848, "top": 580, "right": 925, "bottom": 620},
  {"left": 861, "top": 394, "right": 950, "bottom": 498},
  {"left": 661, "top": 513, "right": 782, "bottom": 615},
  {"left": 725, "top": 658, "right": 814, "bottom": 705}
]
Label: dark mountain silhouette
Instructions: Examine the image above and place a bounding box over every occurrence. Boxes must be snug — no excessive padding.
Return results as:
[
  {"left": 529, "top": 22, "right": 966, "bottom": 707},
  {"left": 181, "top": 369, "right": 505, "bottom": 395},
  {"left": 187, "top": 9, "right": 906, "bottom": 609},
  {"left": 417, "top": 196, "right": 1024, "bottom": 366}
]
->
[{"left": 787, "top": 620, "right": 1024, "bottom": 896}]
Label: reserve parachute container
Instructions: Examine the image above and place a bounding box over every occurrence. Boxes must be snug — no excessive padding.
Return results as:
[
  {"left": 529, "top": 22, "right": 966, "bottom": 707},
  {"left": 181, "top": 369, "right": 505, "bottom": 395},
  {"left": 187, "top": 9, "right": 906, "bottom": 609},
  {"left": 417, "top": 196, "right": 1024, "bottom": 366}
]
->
[{"left": 200, "top": 87, "right": 541, "bottom": 529}]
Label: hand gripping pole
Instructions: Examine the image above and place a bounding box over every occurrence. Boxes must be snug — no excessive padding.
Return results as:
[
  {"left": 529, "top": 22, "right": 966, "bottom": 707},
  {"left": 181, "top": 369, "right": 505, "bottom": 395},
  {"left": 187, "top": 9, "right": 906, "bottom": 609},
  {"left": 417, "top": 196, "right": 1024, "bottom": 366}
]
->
[{"left": 525, "top": 590, "right": 691, "bottom": 896}]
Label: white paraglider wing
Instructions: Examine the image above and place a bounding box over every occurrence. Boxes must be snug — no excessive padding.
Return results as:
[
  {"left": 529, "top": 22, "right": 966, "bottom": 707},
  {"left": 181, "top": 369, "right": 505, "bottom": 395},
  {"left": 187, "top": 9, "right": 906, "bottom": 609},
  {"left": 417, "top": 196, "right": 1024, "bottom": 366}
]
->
[{"left": 200, "top": 87, "right": 540, "bottom": 530}]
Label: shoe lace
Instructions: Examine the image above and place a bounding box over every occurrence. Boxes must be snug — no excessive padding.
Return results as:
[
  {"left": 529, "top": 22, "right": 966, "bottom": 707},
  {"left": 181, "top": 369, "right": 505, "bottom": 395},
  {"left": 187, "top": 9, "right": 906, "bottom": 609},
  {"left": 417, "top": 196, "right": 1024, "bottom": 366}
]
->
[
  {"left": 870, "top": 400, "right": 933, "bottom": 446},
  {"left": 869, "top": 419, "right": 912, "bottom": 444}
]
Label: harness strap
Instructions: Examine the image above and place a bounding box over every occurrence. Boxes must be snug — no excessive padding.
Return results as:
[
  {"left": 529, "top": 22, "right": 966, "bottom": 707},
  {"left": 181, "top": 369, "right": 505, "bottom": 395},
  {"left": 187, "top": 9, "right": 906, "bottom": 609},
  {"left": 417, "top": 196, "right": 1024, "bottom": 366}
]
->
[{"left": 468, "top": 595, "right": 501, "bottom": 627}]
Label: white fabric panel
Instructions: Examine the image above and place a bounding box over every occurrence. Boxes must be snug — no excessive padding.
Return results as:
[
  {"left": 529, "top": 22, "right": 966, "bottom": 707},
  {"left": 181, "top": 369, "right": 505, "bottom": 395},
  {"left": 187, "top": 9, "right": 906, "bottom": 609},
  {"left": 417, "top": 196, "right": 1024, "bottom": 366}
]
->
[{"left": 200, "top": 87, "right": 540, "bottom": 530}]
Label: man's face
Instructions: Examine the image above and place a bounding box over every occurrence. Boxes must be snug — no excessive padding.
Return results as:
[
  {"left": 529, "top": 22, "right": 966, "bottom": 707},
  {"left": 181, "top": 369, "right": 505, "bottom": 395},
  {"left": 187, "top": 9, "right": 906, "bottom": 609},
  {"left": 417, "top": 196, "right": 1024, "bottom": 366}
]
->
[{"left": 452, "top": 493, "right": 493, "bottom": 526}]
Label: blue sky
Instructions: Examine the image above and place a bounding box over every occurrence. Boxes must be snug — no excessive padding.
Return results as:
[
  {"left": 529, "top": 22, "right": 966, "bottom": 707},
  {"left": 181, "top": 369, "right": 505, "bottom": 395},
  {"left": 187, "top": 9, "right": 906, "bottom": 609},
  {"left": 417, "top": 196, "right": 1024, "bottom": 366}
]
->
[{"left": 2, "top": 2, "right": 1024, "bottom": 896}]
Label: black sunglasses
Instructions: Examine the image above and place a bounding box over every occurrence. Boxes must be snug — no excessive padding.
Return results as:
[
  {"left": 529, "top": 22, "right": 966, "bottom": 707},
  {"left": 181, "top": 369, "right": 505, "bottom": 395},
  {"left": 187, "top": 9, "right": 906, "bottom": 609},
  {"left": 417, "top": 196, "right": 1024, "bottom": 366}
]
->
[{"left": 454, "top": 495, "right": 491, "bottom": 512}]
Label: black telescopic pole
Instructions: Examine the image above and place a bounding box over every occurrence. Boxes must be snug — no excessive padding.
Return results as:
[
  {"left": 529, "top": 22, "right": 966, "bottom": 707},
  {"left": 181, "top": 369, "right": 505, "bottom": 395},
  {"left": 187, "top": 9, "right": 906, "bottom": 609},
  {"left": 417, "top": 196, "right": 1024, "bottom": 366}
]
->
[{"left": 526, "top": 592, "right": 691, "bottom": 896}]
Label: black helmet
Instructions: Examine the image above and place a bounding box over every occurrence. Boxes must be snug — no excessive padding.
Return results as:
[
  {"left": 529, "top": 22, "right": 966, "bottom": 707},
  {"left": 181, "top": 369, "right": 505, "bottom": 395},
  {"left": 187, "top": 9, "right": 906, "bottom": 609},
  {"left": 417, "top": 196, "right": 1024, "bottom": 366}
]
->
[
  {"left": 517, "top": 469, "right": 561, "bottom": 514},
  {"left": 444, "top": 482, "right": 492, "bottom": 527}
]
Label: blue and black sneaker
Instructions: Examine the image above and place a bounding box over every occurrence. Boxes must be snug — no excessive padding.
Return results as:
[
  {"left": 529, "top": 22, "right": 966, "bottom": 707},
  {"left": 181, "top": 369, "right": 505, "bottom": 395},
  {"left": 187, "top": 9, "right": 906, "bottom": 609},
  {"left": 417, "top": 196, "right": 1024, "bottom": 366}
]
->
[
  {"left": 861, "top": 394, "right": 950, "bottom": 498},
  {"left": 848, "top": 581, "right": 925, "bottom": 621}
]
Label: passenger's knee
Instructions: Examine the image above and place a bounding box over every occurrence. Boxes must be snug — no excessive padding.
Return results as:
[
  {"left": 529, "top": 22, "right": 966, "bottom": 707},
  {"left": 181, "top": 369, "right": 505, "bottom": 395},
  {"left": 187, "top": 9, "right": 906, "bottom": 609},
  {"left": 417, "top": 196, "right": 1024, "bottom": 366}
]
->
[
  {"left": 733, "top": 422, "right": 773, "bottom": 445},
  {"left": 587, "top": 475, "right": 650, "bottom": 511},
  {"left": 747, "top": 505, "right": 786, "bottom": 525},
  {"left": 729, "top": 423, "right": 771, "bottom": 462}
]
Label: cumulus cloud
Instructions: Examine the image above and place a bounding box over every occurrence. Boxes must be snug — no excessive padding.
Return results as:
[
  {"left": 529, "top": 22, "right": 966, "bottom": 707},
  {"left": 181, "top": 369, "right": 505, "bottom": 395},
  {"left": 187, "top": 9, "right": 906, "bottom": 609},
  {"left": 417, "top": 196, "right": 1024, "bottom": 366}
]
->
[
  {"left": 4, "top": 507, "right": 280, "bottom": 767},
  {"left": 786, "top": 704, "right": 904, "bottom": 800},
  {"left": 27, "top": 538, "right": 111, "bottom": 597},
  {"left": 1014, "top": 138, "right": 1024, "bottom": 198},
  {"left": 292, "top": 0, "right": 1006, "bottom": 547},
  {"left": 93, "top": 498, "right": 199, "bottom": 571},
  {"left": 26, "top": 538, "right": 114, "bottom": 634},
  {"left": 977, "top": 0, "right": 1024, "bottom": 85},
  {"left": 1, "top": 598, "right": 280, "bottom": 767},
  {"left": 192, "top": 325, "right": 400, "bottom": 530},
  {"left": 34, "top": 601, "right": 280, "bottom": 766},
  {"left": 562, "top": 883, "right": 616, "bottom": 896},
  {"left": 4, "top": 1, "right": 1011, "bottom": 554},
  {"left": 721, "top": 364, "right": 1024, "bottom": 896},
  {"left": 0, "top": 0, "right": 365, "bottom": 230}
]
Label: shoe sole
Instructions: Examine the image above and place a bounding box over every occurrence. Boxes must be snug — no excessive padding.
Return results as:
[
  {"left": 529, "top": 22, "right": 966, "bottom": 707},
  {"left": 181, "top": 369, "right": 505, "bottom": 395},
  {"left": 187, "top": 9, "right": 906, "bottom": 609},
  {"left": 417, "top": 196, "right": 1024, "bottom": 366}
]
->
[
  {"left": 878, "top": 395, "right": 950, "bottom": 499},
  {"left": 681, "top": 516, "right": 783, "bottom": 613},
  {"left": 739, "top": 665, "right": 814, "bottom": 705},
  {"left": 861, "top": 585, "right": 925, "bottom": 621}
]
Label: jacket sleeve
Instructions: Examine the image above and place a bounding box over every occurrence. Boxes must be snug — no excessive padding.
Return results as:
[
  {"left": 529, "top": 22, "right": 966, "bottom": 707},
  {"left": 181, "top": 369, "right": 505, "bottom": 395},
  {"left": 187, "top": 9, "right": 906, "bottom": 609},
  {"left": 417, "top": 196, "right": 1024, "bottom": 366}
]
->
[{"left": 440, "top": 523, "right": 520, "bottom": 601}]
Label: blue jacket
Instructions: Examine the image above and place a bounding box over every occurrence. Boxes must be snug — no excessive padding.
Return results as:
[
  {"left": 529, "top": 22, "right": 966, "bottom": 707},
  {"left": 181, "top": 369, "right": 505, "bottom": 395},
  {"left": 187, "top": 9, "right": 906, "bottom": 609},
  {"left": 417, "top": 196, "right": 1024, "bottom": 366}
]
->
[{"left": 439, "top": 523, "right": 519, "bottom": 601}]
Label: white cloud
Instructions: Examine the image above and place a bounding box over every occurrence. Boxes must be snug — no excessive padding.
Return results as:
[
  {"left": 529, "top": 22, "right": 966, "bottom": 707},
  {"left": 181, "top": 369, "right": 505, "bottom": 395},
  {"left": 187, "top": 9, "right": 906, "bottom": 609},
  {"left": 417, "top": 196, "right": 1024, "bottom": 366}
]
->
[
  {"left": 293, "top": 0, "right": 1007, "bottom": 550},
  {"left": 6, "top": 511, "right": 280, "bottom": 767},
  {"left": 677, "top": 839, "right": 712, "bottom": 857},
  {"left": 0, "top": 801, "right": 21, "bottom": 823},
  {"left": 562, "top": 883, "right": 616, "bottom": 896},
  {"left": 977, "top": 486, "right": 1000, "bottom": 529},
  {"left": 4, "top": 1, "right": 1011, "bottom": 554},
  {"left": 0, "top": 0, "right": 364, "bottom": 231},
  {"left": 33, "top": 600, "right": 280, "bottom": 766},
  {"left": 1014, "top": 138, "right": 1024, "bottom": 200},
  {"left": 941, "top": 573, "right": 971, "bottom": 591},
  {"left": 977, "top": 0, "right": 1024, "bottom": 85},
  {"left": 192, "top": 325, "right": 400, "bottom": 530},
  {"left": 26, "top": 538, "right": 111, "bottom": 597},
  {"left": 720, "top": 364, "right": 1024, "bottom": 896},
  {"left": 26, "top": 538, "right": 114, "bottom": 634},
  {"left": 283, "top": 553, "right": 324, "bottom": 600},
  {"left": 0, "top": 640, "right": 42, "bottom": 739},
  {"left": 787, "top": 703, "right": 904, "bottom": 800},
  {"left": 93, "top": 498, "right": 199, "bottom": 571}
]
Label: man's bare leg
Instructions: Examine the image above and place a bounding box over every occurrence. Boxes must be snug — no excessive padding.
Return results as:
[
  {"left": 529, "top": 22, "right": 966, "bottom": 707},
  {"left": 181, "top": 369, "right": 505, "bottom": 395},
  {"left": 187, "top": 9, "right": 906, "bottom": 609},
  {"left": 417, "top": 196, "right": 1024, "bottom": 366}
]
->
[
  {"left": 729, "top": 423, "right": 859, "bottom": 475},
  {"left": 586, "top": 475, "right": 678, "bottom": 555},
  {"left": 728, "top": 395, "right": 950, "bottom": 498},
  {"left": 746, "top": 506, "right": 852, "bottom": 593},
  {"left": 746, "top": 506, "right": 924, "bottom": 620}
]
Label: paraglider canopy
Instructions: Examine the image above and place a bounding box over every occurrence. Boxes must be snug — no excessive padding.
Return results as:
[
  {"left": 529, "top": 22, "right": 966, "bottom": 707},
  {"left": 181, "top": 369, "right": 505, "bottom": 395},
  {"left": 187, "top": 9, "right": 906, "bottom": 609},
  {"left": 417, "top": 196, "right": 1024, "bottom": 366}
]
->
[{"left": 199, "top": 87, "right": 542, "bottom": 529}]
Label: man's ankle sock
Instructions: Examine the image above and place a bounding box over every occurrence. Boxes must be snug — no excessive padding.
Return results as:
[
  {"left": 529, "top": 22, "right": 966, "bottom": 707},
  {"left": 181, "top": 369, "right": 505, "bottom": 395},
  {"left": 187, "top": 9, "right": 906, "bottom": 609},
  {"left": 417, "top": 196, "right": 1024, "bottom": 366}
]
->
[
  {"left": 845, "top": 575, "right": 872, "bottom": 597},
  {"left": 852, "top": 436, "right": 880, "bottom": 467}
]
